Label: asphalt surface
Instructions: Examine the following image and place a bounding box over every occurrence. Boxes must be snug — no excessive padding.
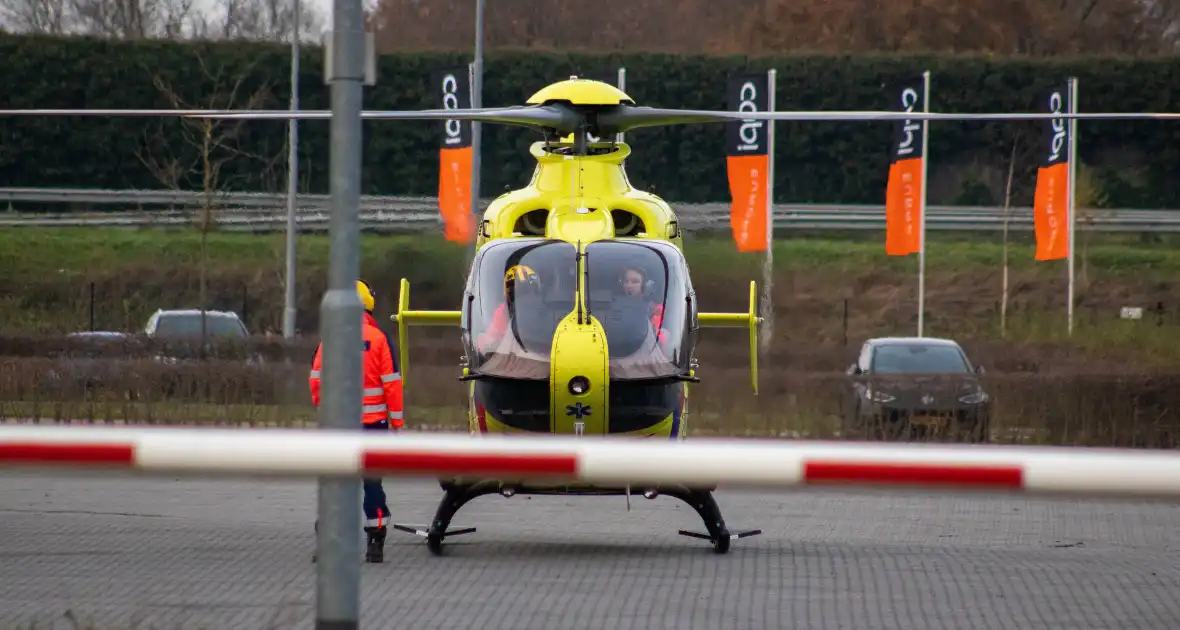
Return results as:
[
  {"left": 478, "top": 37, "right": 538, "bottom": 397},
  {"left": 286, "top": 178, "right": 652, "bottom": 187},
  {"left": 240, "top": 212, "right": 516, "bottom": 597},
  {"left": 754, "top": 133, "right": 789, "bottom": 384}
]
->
[{"left": 2, "top": 471, "right": 1179, "bottom": 630}]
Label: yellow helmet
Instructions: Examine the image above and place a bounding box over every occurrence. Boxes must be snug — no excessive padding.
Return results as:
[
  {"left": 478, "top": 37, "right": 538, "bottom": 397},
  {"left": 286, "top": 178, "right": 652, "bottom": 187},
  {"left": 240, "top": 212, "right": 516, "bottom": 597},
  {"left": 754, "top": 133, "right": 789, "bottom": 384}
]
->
[
  {"left": 356, "top": 280, "right": 375, "bottom": 312},
  {"left": 504, "top": 264, "right": 539, "bottom": 296}
]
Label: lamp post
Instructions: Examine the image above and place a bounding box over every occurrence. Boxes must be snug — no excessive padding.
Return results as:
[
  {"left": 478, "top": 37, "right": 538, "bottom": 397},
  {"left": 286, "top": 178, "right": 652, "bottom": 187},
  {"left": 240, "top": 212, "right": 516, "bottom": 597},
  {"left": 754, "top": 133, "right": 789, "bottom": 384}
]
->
[{"left": 283, "top": 0, "right": 302, "bottom": 340}]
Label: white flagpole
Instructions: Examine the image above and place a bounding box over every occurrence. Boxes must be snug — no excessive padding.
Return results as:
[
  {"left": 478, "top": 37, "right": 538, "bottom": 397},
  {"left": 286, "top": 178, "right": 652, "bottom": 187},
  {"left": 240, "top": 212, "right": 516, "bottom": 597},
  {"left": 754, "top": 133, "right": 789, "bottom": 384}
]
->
[
  {"left": 470, "top": 0, "right": 483, "bottom": 257},
  {"left": 467, "top": 61, "right": 477, "bottom": 253},
  {"left": 1067, "top": 76, "right": 1078, "bottom": 337},
  {"left": 917, "top": 70, "right": 930, "bottom": 337},
  {"left": 616, "top": 67, "right": 627, "bottom": 144},
  {"left": 760, "top": 68, "right": 777, "bottom": 357}
]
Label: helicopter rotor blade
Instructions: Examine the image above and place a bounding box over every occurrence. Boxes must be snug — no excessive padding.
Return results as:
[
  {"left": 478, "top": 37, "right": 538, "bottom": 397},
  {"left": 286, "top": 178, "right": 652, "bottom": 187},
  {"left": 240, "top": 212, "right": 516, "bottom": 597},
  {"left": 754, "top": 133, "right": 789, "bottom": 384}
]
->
[
  {"left": 4, "top": 103, "right": 1180, "bottom": 139},
  {"left": 3, "top": 106, "right": 1177, "bottom": 124},
  {"left": 598, "top": 106, "right": 1180, "bottom": 133},
  {"left": 184, "top": 104, "right": 577, "bottom": 129},
  {"left": 0, "top": 104, "right": 580, "bottom": 133}
]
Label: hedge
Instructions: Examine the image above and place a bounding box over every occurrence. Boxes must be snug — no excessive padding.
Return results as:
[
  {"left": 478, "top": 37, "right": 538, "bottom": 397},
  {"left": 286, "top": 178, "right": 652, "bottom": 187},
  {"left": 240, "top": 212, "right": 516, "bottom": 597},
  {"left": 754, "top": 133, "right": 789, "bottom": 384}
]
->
[
  {"left": 5, "top": 357, "right": 1179, "bottom": 447},
  {"left": 2, "top": 34, "right": 1179, "bottom": 208}
]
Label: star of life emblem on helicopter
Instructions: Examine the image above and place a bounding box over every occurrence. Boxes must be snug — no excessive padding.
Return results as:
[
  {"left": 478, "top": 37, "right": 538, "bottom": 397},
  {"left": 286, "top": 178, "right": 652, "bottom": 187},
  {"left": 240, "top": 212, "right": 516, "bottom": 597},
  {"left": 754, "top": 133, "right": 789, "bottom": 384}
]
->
[{"left": 566, "top": 402, "right": 592, "bottom": 419}]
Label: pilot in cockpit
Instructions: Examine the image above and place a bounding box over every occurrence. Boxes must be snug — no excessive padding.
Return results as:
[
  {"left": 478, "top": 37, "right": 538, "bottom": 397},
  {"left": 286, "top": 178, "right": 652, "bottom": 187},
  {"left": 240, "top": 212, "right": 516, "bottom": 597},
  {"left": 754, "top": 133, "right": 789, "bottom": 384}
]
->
[
  {"left": 475, "top": 264, "right": 542, "bottom": 352},
  {"left": 619, "top": 266, "right": 669, "bottom": 349}
]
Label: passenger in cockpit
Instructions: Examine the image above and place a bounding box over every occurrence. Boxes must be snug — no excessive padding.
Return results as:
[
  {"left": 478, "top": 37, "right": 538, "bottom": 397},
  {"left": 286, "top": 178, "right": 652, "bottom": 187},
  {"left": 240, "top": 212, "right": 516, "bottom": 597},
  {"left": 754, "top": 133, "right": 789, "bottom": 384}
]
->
[
  {"left": 620, "top": 266, "right": 669, "bottom": 348},
  {"left": 475, "top": 264, "right": 542, "bottom": 352}
]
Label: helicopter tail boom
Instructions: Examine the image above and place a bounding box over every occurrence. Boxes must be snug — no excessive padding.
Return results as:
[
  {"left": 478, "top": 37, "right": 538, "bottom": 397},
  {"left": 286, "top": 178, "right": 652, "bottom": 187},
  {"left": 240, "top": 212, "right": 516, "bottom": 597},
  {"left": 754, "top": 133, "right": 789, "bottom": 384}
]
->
[{"left": 696, "top": 280, "right": 761, "bottom": 395}]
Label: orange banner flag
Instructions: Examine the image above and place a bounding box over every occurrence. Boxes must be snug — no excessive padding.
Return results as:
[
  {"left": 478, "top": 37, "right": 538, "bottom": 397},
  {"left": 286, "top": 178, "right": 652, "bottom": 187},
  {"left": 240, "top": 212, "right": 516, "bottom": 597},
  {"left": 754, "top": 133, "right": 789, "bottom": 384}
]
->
[
  {"left": 438, "top": 146, "right": 473, "bottom": 243},
  {"left": 725, "top": 73, "right": 771, "bottom": 252},
  {"left": 1032, "top": 84, "right": 1071, "bottom": 261},
  {"left": 434, "top": 66, "right": 475, "bottom": 244},
  {"left": 727, "top": 153, "right": 769, "bottom": 252},
  {"left": 883, "top": 76, "right": 926, "bottom": 256}
]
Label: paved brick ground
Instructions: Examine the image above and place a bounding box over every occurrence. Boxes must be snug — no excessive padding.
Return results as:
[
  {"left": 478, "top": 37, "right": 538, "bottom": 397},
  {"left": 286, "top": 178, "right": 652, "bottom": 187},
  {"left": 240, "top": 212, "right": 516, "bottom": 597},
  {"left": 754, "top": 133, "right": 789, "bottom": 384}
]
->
[{"left": 2, "top": 470, "right": 1179, "bottom": 630}]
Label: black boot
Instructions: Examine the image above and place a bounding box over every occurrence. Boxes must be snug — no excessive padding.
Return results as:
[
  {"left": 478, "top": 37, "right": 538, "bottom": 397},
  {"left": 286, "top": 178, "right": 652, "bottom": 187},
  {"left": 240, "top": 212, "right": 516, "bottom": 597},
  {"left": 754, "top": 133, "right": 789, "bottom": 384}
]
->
[{"left": 364, "top": 526, "right": 387, "bottom": 563}]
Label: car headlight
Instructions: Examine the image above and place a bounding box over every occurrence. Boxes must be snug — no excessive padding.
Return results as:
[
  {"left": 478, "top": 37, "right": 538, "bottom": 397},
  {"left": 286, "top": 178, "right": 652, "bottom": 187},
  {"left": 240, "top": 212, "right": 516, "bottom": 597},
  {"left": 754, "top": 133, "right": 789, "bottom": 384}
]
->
[
  {"left": 958, "top": 390, "right": 989, "bottom": 404},
  {"left": 866, "top": 388, "right": 895, "bottom": 403}
]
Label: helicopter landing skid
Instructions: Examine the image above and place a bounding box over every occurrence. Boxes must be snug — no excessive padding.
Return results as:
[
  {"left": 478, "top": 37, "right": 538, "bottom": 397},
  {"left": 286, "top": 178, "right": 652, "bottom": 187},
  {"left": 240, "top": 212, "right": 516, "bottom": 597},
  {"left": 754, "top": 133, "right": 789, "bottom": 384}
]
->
[
  {"left": 390, "top": 479, "right": 500, "bottom": 555},
  {"left": 658, "top": 485, "right": 763, "bottom": 554},
  {"left": 391, "top": 479, "right": 761, "bottom": 555}
]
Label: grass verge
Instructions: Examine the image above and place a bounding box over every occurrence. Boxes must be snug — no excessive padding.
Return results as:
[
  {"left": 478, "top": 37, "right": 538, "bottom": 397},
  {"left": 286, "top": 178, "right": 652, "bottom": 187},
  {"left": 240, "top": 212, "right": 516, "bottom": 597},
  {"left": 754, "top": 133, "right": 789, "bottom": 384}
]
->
[{"left": 2, "top": 227, "right": 1178, "bottom": 357}]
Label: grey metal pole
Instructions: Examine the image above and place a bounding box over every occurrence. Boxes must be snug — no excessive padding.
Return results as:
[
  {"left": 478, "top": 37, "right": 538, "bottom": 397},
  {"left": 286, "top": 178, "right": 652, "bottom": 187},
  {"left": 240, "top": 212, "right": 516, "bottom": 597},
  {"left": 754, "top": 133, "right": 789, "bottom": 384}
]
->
[
  {"left": 917, "top": 70, "right": 930, "bottom": 338},
  {"left": 468, "top": 0, "right": 484, "bottom": 262},
  {"left": 283, "top": 0, "right": 301, "bottom": 340},
  {"left": 1067, "top": 76, "right": 1078, "bottom": 338},
  {"left": 315, "top": 0, "right": 365, "bottom": 626}
]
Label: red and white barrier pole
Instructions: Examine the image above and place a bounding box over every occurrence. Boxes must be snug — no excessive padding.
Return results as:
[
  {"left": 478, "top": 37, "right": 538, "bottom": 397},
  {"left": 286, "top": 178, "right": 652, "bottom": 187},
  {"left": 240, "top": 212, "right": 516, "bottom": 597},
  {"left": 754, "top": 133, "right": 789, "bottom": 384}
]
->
[{"left": 2, "top": 424, "right": 1180, "bottom": 499}]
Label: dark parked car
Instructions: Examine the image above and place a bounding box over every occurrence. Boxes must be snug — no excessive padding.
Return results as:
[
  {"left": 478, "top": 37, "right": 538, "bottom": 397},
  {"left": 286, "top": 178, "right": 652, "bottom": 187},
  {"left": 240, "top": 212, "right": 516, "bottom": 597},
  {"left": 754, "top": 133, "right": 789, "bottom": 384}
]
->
[
  {"left": 841, "top": 336, "right": 991, "bottom": 442},
  {"left": 142, "top": 308, "right": 264, "bottom": 366}
]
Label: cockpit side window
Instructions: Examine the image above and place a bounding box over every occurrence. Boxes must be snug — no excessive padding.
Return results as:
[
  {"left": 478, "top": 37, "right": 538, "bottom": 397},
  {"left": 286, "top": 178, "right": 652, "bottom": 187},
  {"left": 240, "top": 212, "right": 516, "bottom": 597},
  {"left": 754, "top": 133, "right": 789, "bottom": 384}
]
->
[
  {"left": 585, "top": 240, "right": 692, "bottom": 379},
  {"left": 465, "top": 239, "right": 577, "bottom": 378}
]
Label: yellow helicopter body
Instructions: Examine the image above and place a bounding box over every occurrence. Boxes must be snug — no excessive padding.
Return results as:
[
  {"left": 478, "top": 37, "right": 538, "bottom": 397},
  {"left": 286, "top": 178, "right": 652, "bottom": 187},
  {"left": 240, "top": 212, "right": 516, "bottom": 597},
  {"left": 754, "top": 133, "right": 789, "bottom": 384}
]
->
[
  {"left": 389, "top": 78, "right": 763, "bottom": 553},
  {"left": 394, "top": 79, "right": 760, "bottom": 442}
]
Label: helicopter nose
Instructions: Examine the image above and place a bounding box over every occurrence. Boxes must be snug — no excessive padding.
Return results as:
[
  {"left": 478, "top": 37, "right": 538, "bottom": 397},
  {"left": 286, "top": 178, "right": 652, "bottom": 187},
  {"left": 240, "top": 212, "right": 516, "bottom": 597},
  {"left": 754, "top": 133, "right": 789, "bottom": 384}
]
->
[{"left": 549, "top": 316, "right": 608, "bottom": 436}]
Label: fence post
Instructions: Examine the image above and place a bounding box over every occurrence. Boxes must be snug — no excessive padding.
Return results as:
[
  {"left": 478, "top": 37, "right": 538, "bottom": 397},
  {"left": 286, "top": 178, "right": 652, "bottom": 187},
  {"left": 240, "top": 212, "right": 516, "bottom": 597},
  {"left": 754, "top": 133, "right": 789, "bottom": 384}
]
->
[{"left": 842, "top": 298, "right": 848, "bottom": 347}]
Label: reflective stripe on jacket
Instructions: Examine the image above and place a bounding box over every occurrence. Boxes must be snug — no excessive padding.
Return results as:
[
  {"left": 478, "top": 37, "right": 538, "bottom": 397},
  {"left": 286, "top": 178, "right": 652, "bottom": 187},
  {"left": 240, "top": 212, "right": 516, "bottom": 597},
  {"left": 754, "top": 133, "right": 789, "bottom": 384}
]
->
[{"left": 308, "top": 311, "right": 404, "bottom": 427}]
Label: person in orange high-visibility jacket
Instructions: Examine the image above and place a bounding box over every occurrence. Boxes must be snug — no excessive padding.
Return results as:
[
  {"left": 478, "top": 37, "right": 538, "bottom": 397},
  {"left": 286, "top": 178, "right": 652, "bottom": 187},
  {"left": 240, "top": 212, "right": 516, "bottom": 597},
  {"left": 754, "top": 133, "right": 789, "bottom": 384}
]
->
[{"left": 308, "top": 279, "right": 403, "bottom": 563}]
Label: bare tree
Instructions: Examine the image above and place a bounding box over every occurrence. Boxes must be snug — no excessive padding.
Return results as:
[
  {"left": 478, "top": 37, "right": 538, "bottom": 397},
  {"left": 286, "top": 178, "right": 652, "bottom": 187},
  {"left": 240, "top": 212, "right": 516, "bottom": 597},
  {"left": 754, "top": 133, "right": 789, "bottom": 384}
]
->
[
  {"left": 191, "top": 0, "right": 325, "bottom": 41},
  {"left": 0, "top": 0, "right": 195, "bottom": 37},
  {"left": 0, "top": 0, "right": 325, "bottom": 41},
  {"left": 71, "top": 0, "right": 194, "bottom": 38},
  {"left": 0, "top": 0, "right": 75, "bottom": 33},
  {"left": 364, "top": 0, "right": 1180, "bottom": 56},
  {"left": 134, "top": 50, "right": 282, "bottom": 348}
]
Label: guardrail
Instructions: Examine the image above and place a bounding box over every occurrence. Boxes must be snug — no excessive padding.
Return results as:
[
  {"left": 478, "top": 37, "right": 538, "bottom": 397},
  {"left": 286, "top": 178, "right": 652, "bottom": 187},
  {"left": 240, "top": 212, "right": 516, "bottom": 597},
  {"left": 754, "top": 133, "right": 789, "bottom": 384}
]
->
[
  {"left": 4, "top": 424, "right": 1180, "bottom": 497},
  {"left": 3, "top": 187, "right": 1180, "bottom": 232}
]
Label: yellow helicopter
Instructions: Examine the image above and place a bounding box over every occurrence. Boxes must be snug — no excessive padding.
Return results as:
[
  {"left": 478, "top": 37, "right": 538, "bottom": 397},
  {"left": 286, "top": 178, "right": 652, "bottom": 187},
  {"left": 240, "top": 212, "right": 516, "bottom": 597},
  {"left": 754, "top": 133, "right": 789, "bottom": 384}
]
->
[
  {"left": 173, "top": 73, "right": 1113, "bottom": 555},
  {"left": 387, "top": 77, "right": 764, "bottom": 554}
]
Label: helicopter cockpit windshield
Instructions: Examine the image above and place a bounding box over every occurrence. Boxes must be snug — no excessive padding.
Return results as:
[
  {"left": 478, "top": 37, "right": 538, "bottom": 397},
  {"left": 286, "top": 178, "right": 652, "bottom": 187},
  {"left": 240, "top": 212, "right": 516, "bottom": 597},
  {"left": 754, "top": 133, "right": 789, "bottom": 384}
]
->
[
  {"left": 585, "top": 240, "right": 693, "bottom": 379},
  {"left": 464, "top": 238, "right": 695, "bottom": 381},
  {"left": 466, "top": 239, "right": 578, "bottom": 379}
]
